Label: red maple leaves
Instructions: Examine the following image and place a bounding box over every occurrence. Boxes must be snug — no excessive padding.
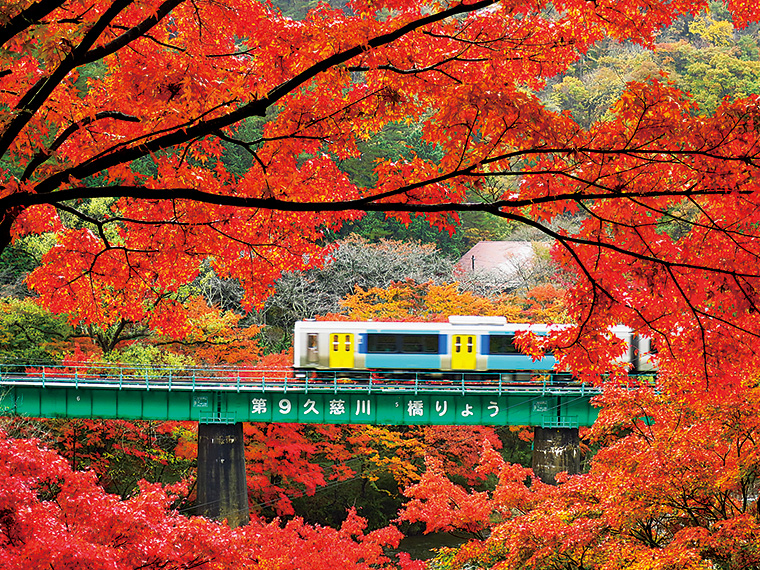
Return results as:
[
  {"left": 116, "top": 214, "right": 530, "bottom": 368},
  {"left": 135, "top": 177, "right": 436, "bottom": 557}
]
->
[
  {"left": 3, "top": 1, "right": 758, "bottom": 368},
  {"left": 0, "top": 429, "right": 411, "bottom": 569}
]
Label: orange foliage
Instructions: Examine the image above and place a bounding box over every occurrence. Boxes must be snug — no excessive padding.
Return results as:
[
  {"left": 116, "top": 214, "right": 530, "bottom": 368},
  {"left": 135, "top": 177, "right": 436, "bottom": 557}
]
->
[
  {"left": 339, "top": 280, "right": 568, "bottom": 323},
  {"left": 235, "top": 421, "right": 501, "bottom": 517},
  {"left": 401, "top": 380, "right": 760, "bottom": 569},
  {"left": 161, "top": 297, "right": 262, "bottom": 366},
  {"left": 5, "top": 0, "right": 760, "bottom": 566},
  {"left": 493, "top": 284, "right": 569, "bottom": 324},
  {"left": 4, "top": 0, "right": 752, "bottom": 381}
]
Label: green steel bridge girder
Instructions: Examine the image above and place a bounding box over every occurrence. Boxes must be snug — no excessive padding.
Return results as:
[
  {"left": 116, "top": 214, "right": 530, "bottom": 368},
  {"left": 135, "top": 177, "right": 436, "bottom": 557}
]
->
[{"left": 0, "top": 384, "right": 600, "bottom": 428}]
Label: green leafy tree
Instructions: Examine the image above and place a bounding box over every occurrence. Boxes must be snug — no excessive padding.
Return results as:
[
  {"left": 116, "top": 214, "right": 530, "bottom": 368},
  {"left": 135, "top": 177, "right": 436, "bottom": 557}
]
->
[{"left": 0, "top": 298, "right": 76, "bottom": 364}]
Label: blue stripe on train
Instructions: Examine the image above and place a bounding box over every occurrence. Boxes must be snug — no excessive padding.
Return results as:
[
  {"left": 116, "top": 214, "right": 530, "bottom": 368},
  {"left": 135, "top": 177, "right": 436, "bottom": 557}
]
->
[
  {"left": 364, "top": 354, "right": 443, "bottom": 370},
  {"left": 486, "top": 354, "right": 555, "bottom": 371}
]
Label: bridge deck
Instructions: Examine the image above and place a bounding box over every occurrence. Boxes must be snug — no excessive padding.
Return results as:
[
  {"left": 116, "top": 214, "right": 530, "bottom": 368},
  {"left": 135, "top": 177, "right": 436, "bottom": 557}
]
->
[{"left": 0, "top": 364, "right": 606, "bottom": 426}]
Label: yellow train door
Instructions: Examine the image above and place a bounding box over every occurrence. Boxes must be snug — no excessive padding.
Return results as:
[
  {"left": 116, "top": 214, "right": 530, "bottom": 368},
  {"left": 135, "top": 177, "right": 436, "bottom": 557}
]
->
[
  {"left": 329, "top": 333, "right": 354, "bottom": 368},
  {"left": 451, "top": 334, "right": 477, "bottom": 369}
]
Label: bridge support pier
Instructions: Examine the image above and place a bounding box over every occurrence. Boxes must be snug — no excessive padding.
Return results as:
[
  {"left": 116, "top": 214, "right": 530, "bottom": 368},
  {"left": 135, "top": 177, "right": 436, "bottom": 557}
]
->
[
  {"left": 196, "top": 422, "right": 250, "bottom": 527},
  {"left": 532, "top": 427, "right": 581, "bottom": 484}
]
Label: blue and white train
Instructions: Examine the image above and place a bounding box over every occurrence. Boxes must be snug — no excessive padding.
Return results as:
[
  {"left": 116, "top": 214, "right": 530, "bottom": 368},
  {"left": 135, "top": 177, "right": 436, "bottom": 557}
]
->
[{"left": 293, "top": 316, "right": 656, "bottom": 378}]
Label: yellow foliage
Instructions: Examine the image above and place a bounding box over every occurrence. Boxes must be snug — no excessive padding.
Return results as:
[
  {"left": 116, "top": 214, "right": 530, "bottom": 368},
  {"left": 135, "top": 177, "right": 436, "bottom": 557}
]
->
[{"left": 688, "top": 15, "right": 734, "bottom": 46}]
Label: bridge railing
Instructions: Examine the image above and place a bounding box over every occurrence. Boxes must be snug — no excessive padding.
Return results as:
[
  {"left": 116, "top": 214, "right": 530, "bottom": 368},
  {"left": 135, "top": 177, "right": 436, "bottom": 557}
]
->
[
  {"left": 0, "top": 363, "right": 296, "bottom": 390},
  {"left": 0, "top": 362, "right": 608, "bottom": 396}
]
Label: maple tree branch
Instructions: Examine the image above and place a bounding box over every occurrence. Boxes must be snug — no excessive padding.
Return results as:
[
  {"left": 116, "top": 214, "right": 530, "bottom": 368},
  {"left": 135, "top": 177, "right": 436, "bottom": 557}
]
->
[
  {"left": 250, "top": 86, "right": 394, "bottom": 149},
  {"left": 260, "top": 0, "right": 500, "bottom": 108},
  {"left": 213, "top": 130, "right": 268, "bottom": 171},
  {"left": 116, "top": 28, "right": 185, "bottom": 52},
  {"left": 456, "top": 108, "right": 479, "bottom": 169},
  {"left": 348, "top": 53, "right": 489, "bottom": 81},
  {"left": 6, "top": 178, "right": 756, "bottom": 282},
  {"left": 206, "top": 224, "right": 288, "bottom": 252},
  {"left": 487, "top": 210, "right": 760, "bottom": 356},
  {"left": 82, "top": 0, "right": 184, "bottom": 64},
  {"left": 40, "top": 178, "right": 760, "bottom": 361},
  {"left": 22, "top": 111, "right": 141, "bottom": 182},
  {"left": 45, "top": 99, "right": 240, "bottom": 185},
  {"left": 0, "top": 1, "right": 67, "bottom": 47},
  {"left": 425, "top": 30, "right": 565, "bottom": 57},
  {"left": 52, "top": 202, "right": 113, "bottom": 248},
  {"left": 0, "top": 0, "right": 133, "bottom": 158},
  {"left": 685, "top": 194, "right": 760, "bottom": 255},
  {"left": 569, "top": 195, "right": 760, "bottom": 349},
  {"left": 244, "top": 138, "right": 758, "bottom": 208},
  {"left": 13, "top": 181, "right": 754, "bottom": 216},
  {"left": 22, "top": 0, "right": 741, "bottom": 215},
  {"left": 25, "top": 0, "right": 500, "bottom": 194},
  {"left": 175, "top": 136, "right": 202, "bottom": 170},
  {"left": 214, "top": 130, "right": 325, "bottom": 161}
]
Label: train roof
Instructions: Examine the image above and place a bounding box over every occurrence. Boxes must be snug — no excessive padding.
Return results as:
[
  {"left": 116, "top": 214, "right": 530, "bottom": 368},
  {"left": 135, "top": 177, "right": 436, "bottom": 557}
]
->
[
  {"left": 295, "top": 318, "right": 567, "bottom": 333},
  {"left": 294, "top": 318, "right": 633, "bottom": 334}
]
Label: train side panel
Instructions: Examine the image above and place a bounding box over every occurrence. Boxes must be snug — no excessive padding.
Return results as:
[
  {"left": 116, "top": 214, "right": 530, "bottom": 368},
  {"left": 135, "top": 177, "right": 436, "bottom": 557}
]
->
[
  {"left": 485, "top": 353, "right": 555, "bottom": 371},
  {"left": 293, "top": 320, "right": 654, "bottom": 375},
  {"left": 361, "top": 327, "right": 440, "bottom": 370},
  {"left": 294, "top": 322, "right": 370, "bottom": 370},
  {"left": 482, "top": 331, "right": 556, "bottom": 372},
  {"left": 295, "top": 321, "right": 562, "bottom": 373}
]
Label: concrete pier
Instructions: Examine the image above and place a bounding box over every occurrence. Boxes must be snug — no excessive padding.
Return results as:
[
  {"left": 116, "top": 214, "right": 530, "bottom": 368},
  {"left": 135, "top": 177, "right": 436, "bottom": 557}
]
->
[
  {"left": 532, "top": 427, "right": 581, "bottom": 484},
  {"left": 196, "top": 422, "right": 250, "bottom": 527}
]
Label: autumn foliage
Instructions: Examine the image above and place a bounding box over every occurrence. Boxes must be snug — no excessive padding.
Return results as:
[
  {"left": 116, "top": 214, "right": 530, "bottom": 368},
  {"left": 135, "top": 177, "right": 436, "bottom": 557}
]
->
[
  {"left": 338, "top": 281, "right": 568, "bottom": 324},
  {"left": 0, "top": 431, "right": 238, "bottom": 569},
  {"left": 5, "top": 0, "right": 760, "bottom": 568},
  {"left": 1, "top": 0, "right": 759, "bottom": 377},
  {"left": 239, "top": 422, "right": 503, "bottom": 519},
  {"left": 2, "top": 0, "right": 760, "bottom": 394},
  {"left": 399, "top": 379, "right": 760, "bottom": 570},
  {"left": 0, "top": 429, "right": 412, "bottom": 570}
]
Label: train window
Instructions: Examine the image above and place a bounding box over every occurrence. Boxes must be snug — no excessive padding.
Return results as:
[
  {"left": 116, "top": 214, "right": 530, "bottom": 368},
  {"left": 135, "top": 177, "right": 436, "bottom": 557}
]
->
[
  {"left": 368, "top": 334, "right": 398, "bottom": 353},
  {"left": 467, "top": 336, "right": 473, "bottom": 353},
  {"left": 401, "top": 335, "right": 438, "bottom": 353},
  {"left": 345, "top": 335, "right": 351, "bottom": 351},
  {"left": 367, "top": 334, "right": 439, "bottom": 353},
  {"left": 489, "top": 335, "right": 520, "bottom": 354},
  {"left": 332, "top": 334, "right": 339, "bottom": 351},
  {"left": 307, "top": 333, "right": 318, "bottom": 362}
]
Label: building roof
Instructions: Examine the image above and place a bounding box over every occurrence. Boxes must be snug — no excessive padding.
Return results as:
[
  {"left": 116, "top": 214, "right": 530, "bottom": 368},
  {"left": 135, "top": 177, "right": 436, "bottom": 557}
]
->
[{"left": 455, "top": 241, "right": 538, "bottom": 274}]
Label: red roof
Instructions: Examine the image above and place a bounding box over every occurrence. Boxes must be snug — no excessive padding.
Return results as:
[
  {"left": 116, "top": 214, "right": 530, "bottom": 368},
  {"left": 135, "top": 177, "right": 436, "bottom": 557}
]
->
[{"left": 455, "top": 241, "right": 538, "bottom": 274}]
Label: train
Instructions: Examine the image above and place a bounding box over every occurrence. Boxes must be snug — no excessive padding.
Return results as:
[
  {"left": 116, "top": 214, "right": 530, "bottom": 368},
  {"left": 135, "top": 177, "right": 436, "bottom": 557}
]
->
[{"left": 293, "top": 316, "right": 656, "bottom": 378}]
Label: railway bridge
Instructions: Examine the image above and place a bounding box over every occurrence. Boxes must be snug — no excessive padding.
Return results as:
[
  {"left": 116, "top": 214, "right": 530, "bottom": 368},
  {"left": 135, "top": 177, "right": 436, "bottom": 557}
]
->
[{"left": 0, "top": 363, "right": 604, "bottom": 527}]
